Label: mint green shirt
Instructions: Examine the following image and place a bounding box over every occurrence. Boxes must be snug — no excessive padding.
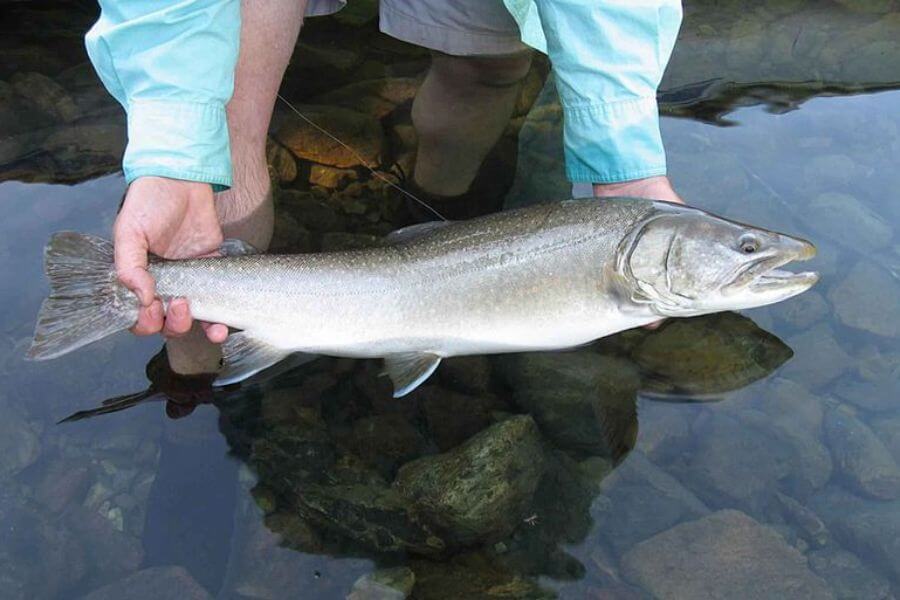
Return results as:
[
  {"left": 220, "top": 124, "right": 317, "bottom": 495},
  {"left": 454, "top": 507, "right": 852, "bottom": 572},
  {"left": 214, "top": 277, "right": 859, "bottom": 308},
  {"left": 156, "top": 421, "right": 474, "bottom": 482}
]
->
[{"left": 86, "top": 0, "right": 681, "bottom": 187}]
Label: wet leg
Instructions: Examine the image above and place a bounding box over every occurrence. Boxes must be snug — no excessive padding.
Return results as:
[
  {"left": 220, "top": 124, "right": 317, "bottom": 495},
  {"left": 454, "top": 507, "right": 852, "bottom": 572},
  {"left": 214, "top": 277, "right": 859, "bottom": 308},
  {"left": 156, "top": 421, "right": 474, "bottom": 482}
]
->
[
  {"left": 166, "top": 0, "right": 308, "bottom": 375},
  {"left": 411, "top": 51, "right": 533, "bottom": 197}
]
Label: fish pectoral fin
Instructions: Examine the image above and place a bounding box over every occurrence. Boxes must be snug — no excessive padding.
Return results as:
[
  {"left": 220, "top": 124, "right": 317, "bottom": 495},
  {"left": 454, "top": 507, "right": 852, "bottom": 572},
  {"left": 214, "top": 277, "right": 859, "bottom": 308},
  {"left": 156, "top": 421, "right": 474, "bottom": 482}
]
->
[
  {"left": 383, "top": 221, "right": 452, "bottom": 245},
  {"left": 382, "top": 352, "right": 442, "bottom": 398},
  {"left": 219, "top": 238, "right": 263, "bottom": 256},
  {"left": 214, "top": 332, "right": 290, "bottom": 386}
]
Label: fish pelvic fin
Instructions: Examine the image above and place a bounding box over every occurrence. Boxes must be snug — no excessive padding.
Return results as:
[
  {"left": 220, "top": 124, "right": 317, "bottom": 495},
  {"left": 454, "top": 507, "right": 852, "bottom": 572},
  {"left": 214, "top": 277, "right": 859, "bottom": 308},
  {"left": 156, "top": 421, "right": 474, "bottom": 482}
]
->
[
  {"left": 214, "top": 332, "right": 291, "bottom": 386},
  {"left": 27, "top": 232, "right": 139, "bottom": 360},
  {"left": 382, "top": 352, "right": 442, "bottom": 398}
]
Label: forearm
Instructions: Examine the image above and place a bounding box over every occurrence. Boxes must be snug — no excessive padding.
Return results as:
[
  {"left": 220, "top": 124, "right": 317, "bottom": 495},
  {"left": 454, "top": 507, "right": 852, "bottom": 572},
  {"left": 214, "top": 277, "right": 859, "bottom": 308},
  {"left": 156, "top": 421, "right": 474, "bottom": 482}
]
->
[
  {"left": 515, "top": 0, "right": 683, "bottom": 183},
  {"left": 85, "top": 0, "right": 241, "bottom": 188}
]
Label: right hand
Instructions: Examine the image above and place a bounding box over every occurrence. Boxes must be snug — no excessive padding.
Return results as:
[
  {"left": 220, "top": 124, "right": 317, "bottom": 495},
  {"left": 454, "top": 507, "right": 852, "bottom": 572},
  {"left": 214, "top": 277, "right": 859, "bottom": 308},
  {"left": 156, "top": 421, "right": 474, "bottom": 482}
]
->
[{"left": 114, "top": 176, "right": 228, "bottom": 343}]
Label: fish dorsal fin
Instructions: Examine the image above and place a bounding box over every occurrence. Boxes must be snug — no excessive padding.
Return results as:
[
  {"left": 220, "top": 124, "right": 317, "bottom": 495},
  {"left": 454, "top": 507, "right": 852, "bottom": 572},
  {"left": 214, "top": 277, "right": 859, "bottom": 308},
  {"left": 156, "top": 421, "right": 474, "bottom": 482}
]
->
[
  {"left": 382, "top": 352, "right": 442, "bottom": 397},
  {"left": 220, "top": 239, "right": 262, "bottom": 257},
  {"left": 384, "top": 221, "right": 452, "bottom": 245},
  {"left": 214, "top": 332, "right": 290, "bottom": 386}
]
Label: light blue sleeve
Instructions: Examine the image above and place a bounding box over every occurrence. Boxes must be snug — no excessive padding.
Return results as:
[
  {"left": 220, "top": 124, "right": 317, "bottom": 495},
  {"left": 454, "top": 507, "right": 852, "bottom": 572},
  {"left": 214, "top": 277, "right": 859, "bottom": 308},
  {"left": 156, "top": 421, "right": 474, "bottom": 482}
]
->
[
  {"left": 85, "top": 0, "right": 240, "bottom": 189},
  {"left": 506, "top": 0, "right": 682, "bottom": 184}
]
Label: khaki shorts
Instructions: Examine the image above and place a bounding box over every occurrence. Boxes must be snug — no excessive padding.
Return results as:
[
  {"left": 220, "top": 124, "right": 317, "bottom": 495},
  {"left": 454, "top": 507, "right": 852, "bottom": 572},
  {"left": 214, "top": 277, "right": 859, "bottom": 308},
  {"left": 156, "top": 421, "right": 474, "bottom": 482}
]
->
[{"left": 306, "top": 0, "right": 529, "bottom": 56}]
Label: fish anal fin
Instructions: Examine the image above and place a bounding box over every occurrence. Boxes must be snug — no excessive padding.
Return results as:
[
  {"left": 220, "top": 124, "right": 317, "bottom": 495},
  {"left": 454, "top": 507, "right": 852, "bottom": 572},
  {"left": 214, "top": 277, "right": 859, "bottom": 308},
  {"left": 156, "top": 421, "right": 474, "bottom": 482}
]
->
[
  {"left": 382, "top": 352, "right": 442, "bottom": 398},
  {"left": 215, "top": 332, "right": 290, "bottom": 386}
]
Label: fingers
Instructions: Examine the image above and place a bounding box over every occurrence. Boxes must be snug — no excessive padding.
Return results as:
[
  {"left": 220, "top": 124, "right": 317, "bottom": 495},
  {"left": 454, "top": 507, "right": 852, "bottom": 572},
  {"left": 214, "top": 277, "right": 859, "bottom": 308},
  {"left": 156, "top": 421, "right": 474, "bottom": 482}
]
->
[
  {"left": 131, "top": 300, "right": 164, "bottom": 336},
  {"left": 162, "top": 298, "right": 194, "bottom": 338},
  {"left": 114, "top": 225, "right": 156, "bottom": 307},
  {"left": 201, "top": 322, "right": 229, "bottom": 344}
]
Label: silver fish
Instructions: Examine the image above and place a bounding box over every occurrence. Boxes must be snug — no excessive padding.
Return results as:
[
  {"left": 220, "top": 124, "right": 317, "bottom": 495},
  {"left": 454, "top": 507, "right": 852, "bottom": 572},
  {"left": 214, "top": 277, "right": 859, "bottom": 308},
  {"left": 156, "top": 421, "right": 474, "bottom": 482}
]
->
[{"left": 27, "top": 198, "right": 818, "bottom": 397}]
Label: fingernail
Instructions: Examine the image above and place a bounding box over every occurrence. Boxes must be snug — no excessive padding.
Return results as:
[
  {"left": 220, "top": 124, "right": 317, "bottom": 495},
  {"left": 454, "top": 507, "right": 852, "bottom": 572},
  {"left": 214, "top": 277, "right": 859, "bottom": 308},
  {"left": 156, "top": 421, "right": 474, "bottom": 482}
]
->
[{"left": 150, "top": 304, "right": 162, "bottom": 321}]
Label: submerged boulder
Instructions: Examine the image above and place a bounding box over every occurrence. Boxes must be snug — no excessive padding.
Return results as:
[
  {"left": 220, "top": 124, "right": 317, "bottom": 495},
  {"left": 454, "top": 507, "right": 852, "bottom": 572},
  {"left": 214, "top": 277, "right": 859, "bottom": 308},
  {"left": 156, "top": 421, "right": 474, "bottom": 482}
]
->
[
  {"left": 621, "top": 510, "right": 834, "bottom": 599},
  {"left": 273, "top": 105, "right": 384, "bottom": 168},
  {"left": 824, "top": 405, "right": 900, "bottom": 500},
  {"left": 394, "top": 415, "right": 545, "bottom": 547}
]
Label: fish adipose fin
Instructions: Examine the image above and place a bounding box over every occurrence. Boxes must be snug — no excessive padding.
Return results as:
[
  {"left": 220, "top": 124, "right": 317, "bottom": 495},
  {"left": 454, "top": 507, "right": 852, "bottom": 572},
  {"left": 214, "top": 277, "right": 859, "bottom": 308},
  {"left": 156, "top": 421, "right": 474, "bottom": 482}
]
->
[
  {"left": 215, "top": 332, "right": 291, "bottom": 386},
  {"left": 27, "top": 232, "right": 139, "bottom": 360},
  {"left": 383, "top": 352, "right": 442, "bottom": 398}
]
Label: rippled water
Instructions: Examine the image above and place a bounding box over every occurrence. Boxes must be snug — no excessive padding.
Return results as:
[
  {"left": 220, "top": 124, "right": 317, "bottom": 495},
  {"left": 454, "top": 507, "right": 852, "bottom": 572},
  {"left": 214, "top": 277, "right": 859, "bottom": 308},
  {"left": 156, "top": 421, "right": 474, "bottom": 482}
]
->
[{"left": 1, "top": 1, "right": 899, "bottom": 599}]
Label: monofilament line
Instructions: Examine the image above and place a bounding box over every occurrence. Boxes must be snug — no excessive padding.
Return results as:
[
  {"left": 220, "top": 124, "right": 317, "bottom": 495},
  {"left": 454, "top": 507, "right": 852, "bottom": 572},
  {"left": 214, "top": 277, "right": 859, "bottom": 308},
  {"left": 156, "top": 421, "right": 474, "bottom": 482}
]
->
[{"left": 276, "top": 93, "right": 447, "bottom": 221}]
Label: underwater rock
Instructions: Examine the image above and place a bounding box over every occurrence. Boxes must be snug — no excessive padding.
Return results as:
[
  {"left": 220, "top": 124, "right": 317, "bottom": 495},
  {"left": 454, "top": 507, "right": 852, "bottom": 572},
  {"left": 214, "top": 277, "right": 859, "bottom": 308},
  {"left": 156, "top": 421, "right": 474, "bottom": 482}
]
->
[
  {"left": 347, "top": 567, "right": 415, "bottom": 600},
  {"left": 594, "top": 452, "right": 709, "bottom": 555},
  {"left": 808, "top": 192, "right": 891, "bottom": 253},
  {"left": 497, "top": 352, "right": 639, "bottom": 458},
  {"left": 633, "top": 400, "right": 693, "bottom": 464},
  {"left": 309, "top": 164, "right": 357, "bottom": 189},
  {"left": 871, "top": 414, "right": 900, "bottom": 466},
  {"left": 409, "top": 551, "right": 552, "bottom": 600},
  {"left": 0, "top": 489, "right": 88, "bottom": 600},
  {"left": 277, "top": 189, "right": 343, "bottom": 232},
  {"left": 0, "top": 403, "right": 40, "bottom": 478},
  {"left": 633, "top": 313, "right": 793, "bottom": 395},
  {"left": 807, "top": 545, "right": 891, "bottom": 600},
  {"left": 774, "top": 491, "right": 829, "bottom": 548},
  {"left": 348, "top": 413, "right": 427, "bottom": 476},
  {"left": 311, "top": 77, "right": 420, "bottom": 119},
  {"left": 32, "top": 458, "right": 91, "bottom": 513},
  {"left": 830, "top": 261, "right": 900, "bottom": 338},
  {"left": 10, "top": 71, "right": 79, "bottom": 123},
  {"left": 266, "top": 139, "right": 297, "bottom": 183},
  {"left": 320, "top": 232, "right": 379, "bottom": 252},
  {"left": 824, "top": 405, "right": 900, "bottom": 500},
  {"left": 621, "top": 510, "right": 834, "bottom": 599},
  {"left": 774, "top": 289, "right": 829, "bottom": 330},
  {"left": 80, "top": 566, "right": 211, "bottom": 600},
  {"left": 780, "top": 324, "right": 853, "bottom": 388},
  {"left": 419, "top": 386, "right": 497, "bottom": 452},
  {"left": 394, "top": 415, "right": 545, "bottom": 547},
  {"left": 63, "top": 505, "right": 144, "bottom": 589},
  {"left": 834, "top": 350, "right": 899, "bottom": 413},
  {"left": 833, "top": 0, "right": 894, "bottom": 14},
  {"left": 274, "top": 105, "right": 384, "bottom": 168},
  {"left": 810, "top": 487, "right": 900, "bottom": 583}
]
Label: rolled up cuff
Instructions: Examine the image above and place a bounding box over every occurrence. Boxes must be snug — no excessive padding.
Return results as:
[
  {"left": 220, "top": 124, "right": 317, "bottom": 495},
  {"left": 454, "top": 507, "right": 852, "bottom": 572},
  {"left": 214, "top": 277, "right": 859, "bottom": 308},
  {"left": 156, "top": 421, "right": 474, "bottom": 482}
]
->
[
  {"left": 562, "top": 96, "right": 667, "bottom": 184},
  {"left": 124, "top": 100, "right": 232, "bottom": 190}
]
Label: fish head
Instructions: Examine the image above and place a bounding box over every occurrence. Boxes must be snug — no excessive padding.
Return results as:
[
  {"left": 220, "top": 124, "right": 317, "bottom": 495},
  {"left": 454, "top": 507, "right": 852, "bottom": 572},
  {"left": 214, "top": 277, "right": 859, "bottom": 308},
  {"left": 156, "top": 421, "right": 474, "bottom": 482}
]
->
[{"left": 618, "top": 206, "right": 818, "bottom": 317}]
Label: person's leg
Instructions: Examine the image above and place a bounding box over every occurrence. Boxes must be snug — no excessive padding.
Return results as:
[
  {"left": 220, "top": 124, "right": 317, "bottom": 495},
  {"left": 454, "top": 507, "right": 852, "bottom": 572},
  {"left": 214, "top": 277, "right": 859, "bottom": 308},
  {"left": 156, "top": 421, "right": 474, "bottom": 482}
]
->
[
  {"left": 166, "top": 0, "right": 308, "bottom": 375},
  {"left": 411, "top": 51, "right": 532, "bottom": 198}
]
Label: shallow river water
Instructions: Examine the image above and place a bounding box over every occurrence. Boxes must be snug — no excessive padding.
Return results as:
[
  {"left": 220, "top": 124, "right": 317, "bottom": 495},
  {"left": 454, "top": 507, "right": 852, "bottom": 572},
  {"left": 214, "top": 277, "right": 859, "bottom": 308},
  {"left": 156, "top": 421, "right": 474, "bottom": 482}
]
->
[{"left": 1, "top": 1, "right": 899, "bottom": 599}]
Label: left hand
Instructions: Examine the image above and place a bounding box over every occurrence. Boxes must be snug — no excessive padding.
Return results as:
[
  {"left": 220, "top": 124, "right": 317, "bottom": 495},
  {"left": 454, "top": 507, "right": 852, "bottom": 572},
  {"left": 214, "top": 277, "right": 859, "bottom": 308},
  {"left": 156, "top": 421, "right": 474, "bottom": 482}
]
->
[{"left": 592, "top": 175, "right": 684, "bottom": 205}]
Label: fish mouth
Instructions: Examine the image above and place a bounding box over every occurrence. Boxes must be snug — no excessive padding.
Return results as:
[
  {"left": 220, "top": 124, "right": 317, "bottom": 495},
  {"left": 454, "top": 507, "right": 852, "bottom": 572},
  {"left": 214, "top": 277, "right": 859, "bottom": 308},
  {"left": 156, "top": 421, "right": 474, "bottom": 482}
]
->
[{"left": 745, "top": 239, "right": 818, "bottom": 295}]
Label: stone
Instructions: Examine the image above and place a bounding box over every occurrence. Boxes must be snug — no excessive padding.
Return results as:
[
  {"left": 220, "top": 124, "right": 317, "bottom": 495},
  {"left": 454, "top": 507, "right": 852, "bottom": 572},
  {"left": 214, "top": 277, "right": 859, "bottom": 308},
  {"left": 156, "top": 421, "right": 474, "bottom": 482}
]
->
[
  {"left": 32, "top": 458, "right": 91, "bottom": 513},
  {"left": 774, "top": 492, "right": 829, "bottom": 548},
  {"left": 808, "top": 192, "right": 893, "bottom": 255},
  {"left": 348, "top": 413, "right": 426, "bottom": 476},
  {"left": 780, "top": 324, "right": 853, "bottom": 388},
  {"left": 824, "top": 405, "right": 900, "bottom": 500},
  {"left": 311, "top": 78, "right": 420, "bottom": 119},
  {"left": 63, "top": 505, "right": 144, "bottom": 587},
  {"left": 309, "top": 164, "right": 357, "bottom": 188},
  {"left": 419, "top": 387, "right": 496, "bottom": 452},
  {"left": 409, "top": 551, "right": 552, "bottom": 600},
  {"left": 807, "top": 545, "right": 891, "bottom": 600},
  {"left": 833, "top": 0, "right": 894, "bottom": 14},
  {"left": 774, "top": 289, "right": 829, "bottom": 329},
  {"left": 394, "top": 415, "right": 545, "bottom": 546},
  {"left": 266, "top": 139, "right": 297, "bottom": 183},
  {"left": 621, "top": 510, "right": 834, "bottom": 599},
  {"left": 39, "top": 118, "right": 125, "bottom": 182},
  {"left": 277, "top": 190, "right": 343, "bottom": 232},
  {"left": 810, "top": 487, "right": 900, "bottom": 582},
  {"left": 594, "top": 452, "right": 709, "bottom": 554},
  {"left": 834, "top": 350, "right": 900, "bottom": 412},
  {"left": 10, "top": 72, "right": 80, "bottom": 122},
  {"left": 0, "top": 403, "right": 40, "bottom": 478},
  {"left": 830, "top": 261, "right": 900, "bottom": 338},
  {"left": 871, "top": 414, "right": 900, "bottom": 465},
  {"left": 347, "top": 567, "right": 415, "bottom": 600},
  {"left": 497, "top": 351, "right": 640, "bottom": 458},
  {"left": 632, "top": 312, "right": 793, "bottom": 395},
  {"left": 436, "top": 355, "right": 494, "bottom": 396},
  {"left": 80, "top": 566, "right": 212, "bottom": 600},
  {"left": 320, "top": 232, "right": 379, "bottom": 252},
  {"left": 274, "top": 105, "right": 384, "bottom": 168}
]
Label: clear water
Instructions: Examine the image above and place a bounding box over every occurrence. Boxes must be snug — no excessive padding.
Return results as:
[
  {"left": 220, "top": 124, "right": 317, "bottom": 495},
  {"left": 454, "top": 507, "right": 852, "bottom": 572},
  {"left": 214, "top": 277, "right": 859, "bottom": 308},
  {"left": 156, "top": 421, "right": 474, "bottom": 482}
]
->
[{"left": 1, "top": 2, "right": 899, "bottom": 599}]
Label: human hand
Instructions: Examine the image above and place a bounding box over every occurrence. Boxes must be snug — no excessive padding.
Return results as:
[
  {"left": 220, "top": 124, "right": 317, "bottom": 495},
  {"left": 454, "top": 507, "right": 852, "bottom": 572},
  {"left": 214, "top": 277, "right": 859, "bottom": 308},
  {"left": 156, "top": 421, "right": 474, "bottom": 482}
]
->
[
  {"left": 592, "top": 175, "right": 684, "bottom": 205},
  {"left": 114, "top": 176, "right": 228, "bottom": 343}
]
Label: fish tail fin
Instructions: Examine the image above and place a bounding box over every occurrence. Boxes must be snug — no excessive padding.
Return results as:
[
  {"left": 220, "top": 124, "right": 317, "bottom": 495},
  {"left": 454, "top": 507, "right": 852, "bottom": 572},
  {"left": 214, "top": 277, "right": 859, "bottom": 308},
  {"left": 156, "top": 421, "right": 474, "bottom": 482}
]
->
[{"left": 27, "top": 232, "right": 139, "bottom": 360}]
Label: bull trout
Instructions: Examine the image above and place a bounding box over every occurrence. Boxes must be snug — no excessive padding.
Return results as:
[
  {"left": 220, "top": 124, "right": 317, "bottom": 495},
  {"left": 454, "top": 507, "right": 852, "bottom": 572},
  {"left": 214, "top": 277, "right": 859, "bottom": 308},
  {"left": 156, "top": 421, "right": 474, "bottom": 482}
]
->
[{"left": 27, "top": 198, "right": 818, "bottom": 397}]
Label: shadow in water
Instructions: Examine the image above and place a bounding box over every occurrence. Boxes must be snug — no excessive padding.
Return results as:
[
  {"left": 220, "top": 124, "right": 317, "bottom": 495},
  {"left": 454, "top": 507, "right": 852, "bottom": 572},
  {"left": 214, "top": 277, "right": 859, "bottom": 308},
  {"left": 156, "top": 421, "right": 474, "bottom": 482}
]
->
[{"left": 62, "top": 312, "right": 792, "bottom": 597}]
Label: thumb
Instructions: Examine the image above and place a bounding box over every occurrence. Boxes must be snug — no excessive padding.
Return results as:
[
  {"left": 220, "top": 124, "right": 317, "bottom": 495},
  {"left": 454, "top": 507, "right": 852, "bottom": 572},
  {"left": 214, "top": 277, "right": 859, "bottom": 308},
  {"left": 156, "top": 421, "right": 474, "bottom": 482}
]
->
[{"left": 114, "top": 226, "right": 156, "bottom": 307}]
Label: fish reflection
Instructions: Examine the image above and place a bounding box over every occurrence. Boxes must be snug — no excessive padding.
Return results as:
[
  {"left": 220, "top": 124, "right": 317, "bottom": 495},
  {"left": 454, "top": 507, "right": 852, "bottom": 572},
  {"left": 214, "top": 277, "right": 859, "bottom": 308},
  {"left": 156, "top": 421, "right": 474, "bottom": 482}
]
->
[{"left": 61, "top": 311, "right": 792, "bottom": 596}]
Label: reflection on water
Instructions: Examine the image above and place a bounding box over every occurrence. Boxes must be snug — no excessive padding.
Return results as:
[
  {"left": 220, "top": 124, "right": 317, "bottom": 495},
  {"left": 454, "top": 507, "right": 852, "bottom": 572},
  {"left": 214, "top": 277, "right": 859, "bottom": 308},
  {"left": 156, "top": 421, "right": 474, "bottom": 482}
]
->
[{"left": 0, "top": 0, "right": 899, "bottom": 599}]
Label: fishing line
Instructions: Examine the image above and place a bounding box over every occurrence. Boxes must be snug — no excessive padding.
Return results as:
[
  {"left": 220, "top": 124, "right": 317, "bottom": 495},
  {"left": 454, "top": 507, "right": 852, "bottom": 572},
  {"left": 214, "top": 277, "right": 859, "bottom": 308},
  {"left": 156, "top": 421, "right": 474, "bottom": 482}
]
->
[{"left": 276, "top": 93, "right": 447, "bottom": 221}]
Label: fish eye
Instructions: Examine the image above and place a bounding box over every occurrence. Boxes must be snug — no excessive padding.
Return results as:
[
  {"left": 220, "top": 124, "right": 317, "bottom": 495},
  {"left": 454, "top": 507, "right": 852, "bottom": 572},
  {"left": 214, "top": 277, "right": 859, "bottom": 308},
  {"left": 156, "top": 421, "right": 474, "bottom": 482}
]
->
[{"left": 739, "top": 235, "right": 760, "bottom": 254}]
